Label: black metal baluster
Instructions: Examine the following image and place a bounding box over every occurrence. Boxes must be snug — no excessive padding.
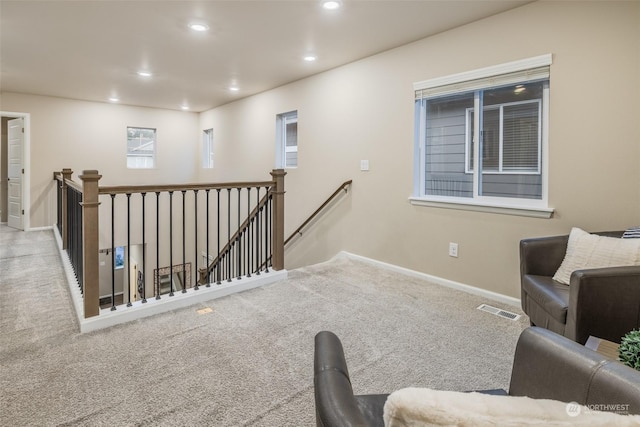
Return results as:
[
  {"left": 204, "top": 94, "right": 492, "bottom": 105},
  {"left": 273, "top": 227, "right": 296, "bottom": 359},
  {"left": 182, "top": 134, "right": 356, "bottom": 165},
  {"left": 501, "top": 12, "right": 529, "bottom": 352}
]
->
[
  {"left": 256, "top": 187, "right": 261, "bottom": 276},
  {"left": 56, "top": 180, "right": 62, "bottom": 234},
  {"left": 78, "top": 189, "right": 83, "bottom": 288},
  {"left": 250, "top": 216, "right": 255, "bottom": 275},
  {"left": 181, "top": 190, "right": 187, "bottom": 293},
  {"left": 67, "top": 188, "right": 74, "bottom": 280},
  {"left": 75, "top": 190, "right": 79, "bottom": 281},
  {"left": 66, "top": 188, "right": 71, "bottom": 274},
  {"left": 265, "top": 188, "right": 270, "bottom": 273},
  {"left": 155, "top": 191, "right": 161, "bottom": 300},
  {"left": 126, "top": 193, "right": 132, "bottom": 307},
  {"left": 68, "top": 189, "right": 73, "bottom": 279},
  {"left": 79, "top": 190, "right": 82, "bottom": 286},
  {"left": 169, "top": 191, "right": 174, "bottom": 296},
  {"left": 194, "top": 189, "right": 199, "bottom": 290},
  {"left": 70, "top": 189, "right": 77, "bottom": 284},
  {"left": 206, "top": 189, "right": 211, "bottom": 287},
  {"left": 67, "top": 188, "right": 71, "bottom": 261},
  {"left": 227, "top": 188, "right": 232, "bottom": 282},
  {"left": 110, "top": 193, "right": 116, "bottom": 311},
  {"left": 237, "top": 187, "right": 242, "bottom": 280},
  {"left": 216, "top": 189, "right": 221, "bottom": 285},
  {"left": 246, "top": 187, "right": 251, "bottom": 278},
  {"left": 76, "top": 191, "right": 80, "bottom": 284},
  {"left": 141, "top": 192, "right": 147, "bottom": 303}
]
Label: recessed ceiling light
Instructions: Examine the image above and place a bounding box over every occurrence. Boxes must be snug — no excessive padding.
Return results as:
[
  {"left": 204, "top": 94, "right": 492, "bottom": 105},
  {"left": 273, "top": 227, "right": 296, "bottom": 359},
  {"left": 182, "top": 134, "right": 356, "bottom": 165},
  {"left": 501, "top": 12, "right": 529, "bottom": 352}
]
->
[
  {"left": 137, "top": 71, "right": 152, "bottom": 77},
  {"left": 322, "top": 1, "right": 341, "bottom": 10},
  {"left": 304, "top": 55, "right": 317, "bottom": 62},
  {"left": 188, "top": 22, "right": 209, "bottom": 32},
  {"left": 109, "top": 97, "right": 119, "bottom": 103},
  {"left": 229, "top": 86, "right": 239, "bottom": 92},
  {"left": 181, "top": 105, "right": 189, "bottom": 110}
]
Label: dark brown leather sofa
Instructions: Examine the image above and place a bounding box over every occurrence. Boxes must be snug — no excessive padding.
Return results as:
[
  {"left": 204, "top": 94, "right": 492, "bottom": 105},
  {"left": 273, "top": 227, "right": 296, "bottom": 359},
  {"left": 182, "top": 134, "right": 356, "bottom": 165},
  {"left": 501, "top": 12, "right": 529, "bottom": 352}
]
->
[
  {"left": 314, "top": 327, "right": 640, "bottom": 427},
  {"left": 520, "top": 231, "right": 640, "bottom": 344}
]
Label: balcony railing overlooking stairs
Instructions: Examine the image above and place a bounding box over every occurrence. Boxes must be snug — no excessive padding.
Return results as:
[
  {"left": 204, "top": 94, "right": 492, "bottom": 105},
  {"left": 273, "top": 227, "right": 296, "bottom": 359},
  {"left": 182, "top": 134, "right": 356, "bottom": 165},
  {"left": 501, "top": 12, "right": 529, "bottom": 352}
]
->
[{"left": 54, "top": 169, "right": 285, "bottom": 322}]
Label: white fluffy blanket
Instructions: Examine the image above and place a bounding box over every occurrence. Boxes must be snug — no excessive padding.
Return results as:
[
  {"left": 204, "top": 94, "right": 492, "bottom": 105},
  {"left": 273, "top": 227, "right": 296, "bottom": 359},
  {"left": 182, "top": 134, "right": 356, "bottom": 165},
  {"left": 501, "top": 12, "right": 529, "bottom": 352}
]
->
[{"left": 383, "top": 387, "right": 640, "bottom": 427}]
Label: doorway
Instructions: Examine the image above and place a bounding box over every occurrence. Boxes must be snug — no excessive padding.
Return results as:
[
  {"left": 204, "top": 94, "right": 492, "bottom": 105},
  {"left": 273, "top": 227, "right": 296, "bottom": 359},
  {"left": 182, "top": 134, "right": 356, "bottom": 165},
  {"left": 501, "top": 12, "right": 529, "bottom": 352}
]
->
[{"left": 0, "top": 112, "right": 30, "bottom": 229}]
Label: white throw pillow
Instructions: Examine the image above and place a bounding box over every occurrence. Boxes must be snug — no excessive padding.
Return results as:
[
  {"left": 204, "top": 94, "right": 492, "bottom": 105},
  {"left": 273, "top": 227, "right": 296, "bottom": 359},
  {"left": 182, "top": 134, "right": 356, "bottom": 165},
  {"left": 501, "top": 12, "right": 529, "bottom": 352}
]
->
[
  {"left": 552, "top": 227, "right": 640, "bottom": 285},
  {"left": 383, "top": 387, "right": 640, "bottom": 427}
]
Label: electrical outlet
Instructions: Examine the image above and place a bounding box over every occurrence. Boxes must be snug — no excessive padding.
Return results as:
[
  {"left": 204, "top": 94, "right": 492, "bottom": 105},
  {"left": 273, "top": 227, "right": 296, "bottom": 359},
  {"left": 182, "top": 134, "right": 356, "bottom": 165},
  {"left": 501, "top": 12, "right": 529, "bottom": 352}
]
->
[{"left": 449, "top": 242, "right": 459, "bottom": 258}]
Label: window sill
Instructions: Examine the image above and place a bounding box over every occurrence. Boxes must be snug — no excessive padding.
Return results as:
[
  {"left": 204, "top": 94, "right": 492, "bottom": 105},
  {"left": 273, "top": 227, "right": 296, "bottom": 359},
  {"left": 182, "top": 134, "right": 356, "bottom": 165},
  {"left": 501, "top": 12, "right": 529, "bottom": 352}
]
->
[{"left": 409, "top": 197, "right": 554, "bottom": 219}]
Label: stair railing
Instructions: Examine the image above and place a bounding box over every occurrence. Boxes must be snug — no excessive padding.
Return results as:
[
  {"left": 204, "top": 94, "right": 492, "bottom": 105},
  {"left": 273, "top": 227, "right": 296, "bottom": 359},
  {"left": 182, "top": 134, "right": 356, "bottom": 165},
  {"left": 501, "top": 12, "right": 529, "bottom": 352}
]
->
[
  {"left": 53, "top": 168, "right": 286, "bottom": 319},
  {"left": 197, "top": 190, "right": 272, "bottom": 285},
  {"left": 285, "top": 180, "right": 352, "bottom": 246}
]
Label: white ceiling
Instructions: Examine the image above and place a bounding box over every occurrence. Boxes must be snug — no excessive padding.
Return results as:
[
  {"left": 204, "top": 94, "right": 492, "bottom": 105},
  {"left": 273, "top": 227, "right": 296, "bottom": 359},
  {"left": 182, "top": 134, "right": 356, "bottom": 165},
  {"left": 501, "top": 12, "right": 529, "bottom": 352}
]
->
[{"left": 0, "top": 0, "right": 530, "bottom": 112}]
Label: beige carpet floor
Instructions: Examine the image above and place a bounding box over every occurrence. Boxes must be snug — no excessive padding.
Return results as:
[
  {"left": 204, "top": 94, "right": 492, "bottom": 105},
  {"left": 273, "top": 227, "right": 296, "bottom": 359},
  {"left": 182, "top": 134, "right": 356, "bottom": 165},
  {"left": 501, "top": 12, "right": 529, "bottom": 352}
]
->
[{"left": 0, "top": 225, "right": 528, "bottom": 426}]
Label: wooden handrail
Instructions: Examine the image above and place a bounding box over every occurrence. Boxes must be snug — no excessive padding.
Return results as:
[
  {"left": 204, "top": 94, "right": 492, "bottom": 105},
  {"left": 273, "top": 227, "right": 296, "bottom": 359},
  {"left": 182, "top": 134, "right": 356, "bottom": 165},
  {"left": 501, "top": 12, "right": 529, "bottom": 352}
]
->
[
  {"left": 284, "top": 180, "right": 352, "bottom": 246},
  {"left": 53, "top": 170, "right": 83, "bottom": 192},
  {"left": 65, "top": 179, "right": 83, "bottom": 193},
  {"left": 99, "top": 180, "right": 274, "bottom": 195}
]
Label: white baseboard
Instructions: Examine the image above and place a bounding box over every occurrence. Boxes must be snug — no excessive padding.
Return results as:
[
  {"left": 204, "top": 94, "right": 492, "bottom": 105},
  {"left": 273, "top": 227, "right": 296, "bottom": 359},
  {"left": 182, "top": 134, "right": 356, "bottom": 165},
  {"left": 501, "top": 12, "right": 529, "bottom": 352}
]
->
[
  {"left": 335, "top": 251, "right": 521, "bottom": 307},
  {"left": 80, "top": 269, "right": 287, "bottom": 333}
]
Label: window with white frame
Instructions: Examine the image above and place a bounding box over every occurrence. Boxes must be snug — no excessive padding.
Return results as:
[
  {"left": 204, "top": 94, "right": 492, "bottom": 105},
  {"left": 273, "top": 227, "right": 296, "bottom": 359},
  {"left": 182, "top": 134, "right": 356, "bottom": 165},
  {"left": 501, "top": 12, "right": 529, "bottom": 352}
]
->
[
  {"left": 412, "top": 55, "right": 553, "bottom": 217},
  {"left": 127, "top": 127, "right": 156, "bottom": 168},
  {"left": 202, "top": 128, "right": 214, "bottom": 168},
  {"left": 276, "top": 111, "right": 298, "bottom": 168}
]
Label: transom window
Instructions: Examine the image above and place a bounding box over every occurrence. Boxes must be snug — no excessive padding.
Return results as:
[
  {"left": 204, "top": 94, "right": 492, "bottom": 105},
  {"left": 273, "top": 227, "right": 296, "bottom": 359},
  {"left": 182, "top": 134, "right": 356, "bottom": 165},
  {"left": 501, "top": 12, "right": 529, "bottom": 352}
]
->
[{"left": 412, "top": 55, "right": 553, "bottom": 217}]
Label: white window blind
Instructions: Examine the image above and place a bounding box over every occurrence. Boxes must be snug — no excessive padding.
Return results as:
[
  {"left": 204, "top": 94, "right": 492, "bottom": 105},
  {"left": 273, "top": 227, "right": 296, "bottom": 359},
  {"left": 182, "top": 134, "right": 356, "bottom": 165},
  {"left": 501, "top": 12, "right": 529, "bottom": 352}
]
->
[{"left": 414, "top": 54, "right": 551, "bottom": 100}]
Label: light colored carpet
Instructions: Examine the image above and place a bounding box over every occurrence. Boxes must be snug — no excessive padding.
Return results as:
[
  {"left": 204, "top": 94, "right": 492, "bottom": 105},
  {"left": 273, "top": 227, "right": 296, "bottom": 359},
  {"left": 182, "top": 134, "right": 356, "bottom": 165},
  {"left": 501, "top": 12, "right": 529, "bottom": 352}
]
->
[{"left": 0, "top": 225, "right": 528, "bottom": 426}]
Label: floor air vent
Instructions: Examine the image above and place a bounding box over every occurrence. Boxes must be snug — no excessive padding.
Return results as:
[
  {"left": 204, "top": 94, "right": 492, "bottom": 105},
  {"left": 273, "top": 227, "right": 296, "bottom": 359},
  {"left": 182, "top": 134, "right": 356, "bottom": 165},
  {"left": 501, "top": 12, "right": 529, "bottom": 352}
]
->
[{"left": 477, "top": 304, "right": 521, "bottom": 321}]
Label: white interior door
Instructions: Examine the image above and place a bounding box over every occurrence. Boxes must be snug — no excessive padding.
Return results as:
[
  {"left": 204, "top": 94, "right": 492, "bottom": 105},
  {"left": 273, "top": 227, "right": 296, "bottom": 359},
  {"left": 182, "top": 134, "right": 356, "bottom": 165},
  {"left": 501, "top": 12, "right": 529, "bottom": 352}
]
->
[{"left": 7, "top": 118, "right": 24, "bottom": 230}]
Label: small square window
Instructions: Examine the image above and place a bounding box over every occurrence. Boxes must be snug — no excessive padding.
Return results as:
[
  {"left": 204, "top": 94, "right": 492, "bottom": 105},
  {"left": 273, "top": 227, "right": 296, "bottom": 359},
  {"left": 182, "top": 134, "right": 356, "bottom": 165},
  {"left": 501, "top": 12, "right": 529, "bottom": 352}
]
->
[{"left": 127, "top": 127, "right": 156, "bottom": 169}]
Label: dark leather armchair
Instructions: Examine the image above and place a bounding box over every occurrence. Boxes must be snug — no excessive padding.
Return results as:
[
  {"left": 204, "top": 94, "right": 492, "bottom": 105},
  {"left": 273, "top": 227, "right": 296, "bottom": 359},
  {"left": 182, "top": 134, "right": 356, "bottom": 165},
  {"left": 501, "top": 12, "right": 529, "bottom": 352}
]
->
[
  {"left": 313, "top": 328, "right": 640, "bottom": 427},
  {"left": 520, "top": 231, "right": 640, "bottom": 344}
]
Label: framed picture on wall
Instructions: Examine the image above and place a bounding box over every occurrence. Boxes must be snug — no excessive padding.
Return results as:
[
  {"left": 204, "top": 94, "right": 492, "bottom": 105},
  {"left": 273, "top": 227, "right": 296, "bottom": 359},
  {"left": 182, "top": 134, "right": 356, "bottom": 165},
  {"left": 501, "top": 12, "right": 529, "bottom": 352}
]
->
[{"left": 114, "top": 246, "right": 125, "bottom": 269}]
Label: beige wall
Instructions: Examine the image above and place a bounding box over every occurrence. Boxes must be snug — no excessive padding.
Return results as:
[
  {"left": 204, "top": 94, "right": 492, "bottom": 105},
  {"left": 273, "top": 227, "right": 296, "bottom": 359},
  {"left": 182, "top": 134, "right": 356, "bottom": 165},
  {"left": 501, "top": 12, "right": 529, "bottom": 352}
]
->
[
  {"left": 0, "top": 93, "right": 199, "bottom": 229},
  {"left": 1, "top": 1, "right": 638, "bottom": 300},
  {"left": 199, "top": 1, "right": 640, "bottom": 298}
]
